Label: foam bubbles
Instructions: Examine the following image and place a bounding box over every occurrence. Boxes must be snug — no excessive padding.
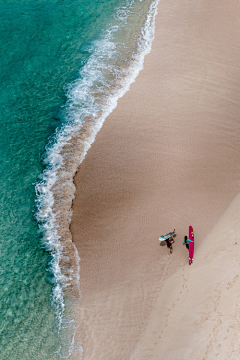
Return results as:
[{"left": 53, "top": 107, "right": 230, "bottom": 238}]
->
[{"left": 35, "top": 0, "right": 159, "bottom": 357}]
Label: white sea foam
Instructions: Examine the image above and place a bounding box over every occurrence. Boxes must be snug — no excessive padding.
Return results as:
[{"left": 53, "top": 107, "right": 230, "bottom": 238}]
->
[{"left": 35, "top": 0, "right": 160, "bottom": 357}]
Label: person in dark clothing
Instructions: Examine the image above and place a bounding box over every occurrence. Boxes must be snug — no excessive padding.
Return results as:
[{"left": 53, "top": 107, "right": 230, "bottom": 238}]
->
[
  {"left": 182, "top": 235, "right": 189, "bottom": 250},
  {"left": 165, "top": 237, "right": 173, "bottom": 254}
]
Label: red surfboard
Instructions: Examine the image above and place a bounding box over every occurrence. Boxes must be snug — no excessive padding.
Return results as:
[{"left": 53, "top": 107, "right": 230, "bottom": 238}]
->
[{"left": 189, "top": 225, "right": 194, "bottom": 265}]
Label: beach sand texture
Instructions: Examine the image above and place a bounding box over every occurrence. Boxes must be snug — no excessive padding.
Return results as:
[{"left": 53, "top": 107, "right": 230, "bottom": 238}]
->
[{"left": 71, "top": 1, "right": 240, "bottom": 359}]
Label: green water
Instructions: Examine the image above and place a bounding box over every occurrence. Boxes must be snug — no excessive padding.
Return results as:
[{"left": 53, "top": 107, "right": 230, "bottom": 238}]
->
[
  {"left": 0, "top": 0, "right": 128, "bottom": 358},
  {"left": 0, "top": 0, "right": 158, "bottom": 358}
]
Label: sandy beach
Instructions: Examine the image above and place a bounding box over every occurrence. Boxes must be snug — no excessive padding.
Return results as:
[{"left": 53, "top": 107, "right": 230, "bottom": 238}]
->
[{"left": 71, "top": 1, "right": 240, "bottom": 359}]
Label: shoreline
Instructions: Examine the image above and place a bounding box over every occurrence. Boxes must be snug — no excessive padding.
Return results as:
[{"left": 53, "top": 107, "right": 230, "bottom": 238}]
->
[
  {"left": 71, "top": 1, "right": 240, "bottom": 359},
  {"left": 35, "top": 2, "right": 160, "bottom": 356}
]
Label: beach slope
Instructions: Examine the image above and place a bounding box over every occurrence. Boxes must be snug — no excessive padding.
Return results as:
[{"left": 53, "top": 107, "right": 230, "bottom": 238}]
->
[{"left": 71, "top": 1, "right": 240, "bottom": 359}]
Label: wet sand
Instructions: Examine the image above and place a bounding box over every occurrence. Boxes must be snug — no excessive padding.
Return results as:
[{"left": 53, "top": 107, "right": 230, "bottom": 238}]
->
[{"left": 71, "top": 1, "right": 240, "bottom": 359}]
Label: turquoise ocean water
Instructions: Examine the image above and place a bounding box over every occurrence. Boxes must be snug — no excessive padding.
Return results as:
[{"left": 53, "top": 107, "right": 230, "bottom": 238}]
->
[{"left": 0, "top": 0, "right": 159, "bottom": 358}]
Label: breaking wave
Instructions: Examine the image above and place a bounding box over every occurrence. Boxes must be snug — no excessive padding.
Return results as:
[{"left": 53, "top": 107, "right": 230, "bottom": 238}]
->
[{"left": 35, "top": 0, "right": 160, "bottom": 357}]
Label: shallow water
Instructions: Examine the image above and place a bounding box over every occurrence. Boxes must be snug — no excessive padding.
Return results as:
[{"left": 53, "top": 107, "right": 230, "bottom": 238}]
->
[{"left": 0, "top": 0, "right": 158, "bottom": 358}]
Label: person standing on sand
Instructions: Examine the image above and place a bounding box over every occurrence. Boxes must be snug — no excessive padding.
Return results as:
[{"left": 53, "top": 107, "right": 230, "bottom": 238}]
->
[
  {"left": 182, "top": 235, "right": 189, "bottom": 250},
  {"left": 165, "top": 236, "right": 174, "bottom": 254}
]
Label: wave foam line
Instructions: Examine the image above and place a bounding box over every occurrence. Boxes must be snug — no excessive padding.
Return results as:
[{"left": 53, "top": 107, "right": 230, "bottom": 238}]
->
[{"left": 35, "top": 0, "right": 160, "bottom": 357}]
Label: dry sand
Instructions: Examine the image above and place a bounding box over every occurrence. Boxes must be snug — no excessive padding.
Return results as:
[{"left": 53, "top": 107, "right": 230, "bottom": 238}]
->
[{"left": 71, "top": 1, "right": 240, "bottom": 359}]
